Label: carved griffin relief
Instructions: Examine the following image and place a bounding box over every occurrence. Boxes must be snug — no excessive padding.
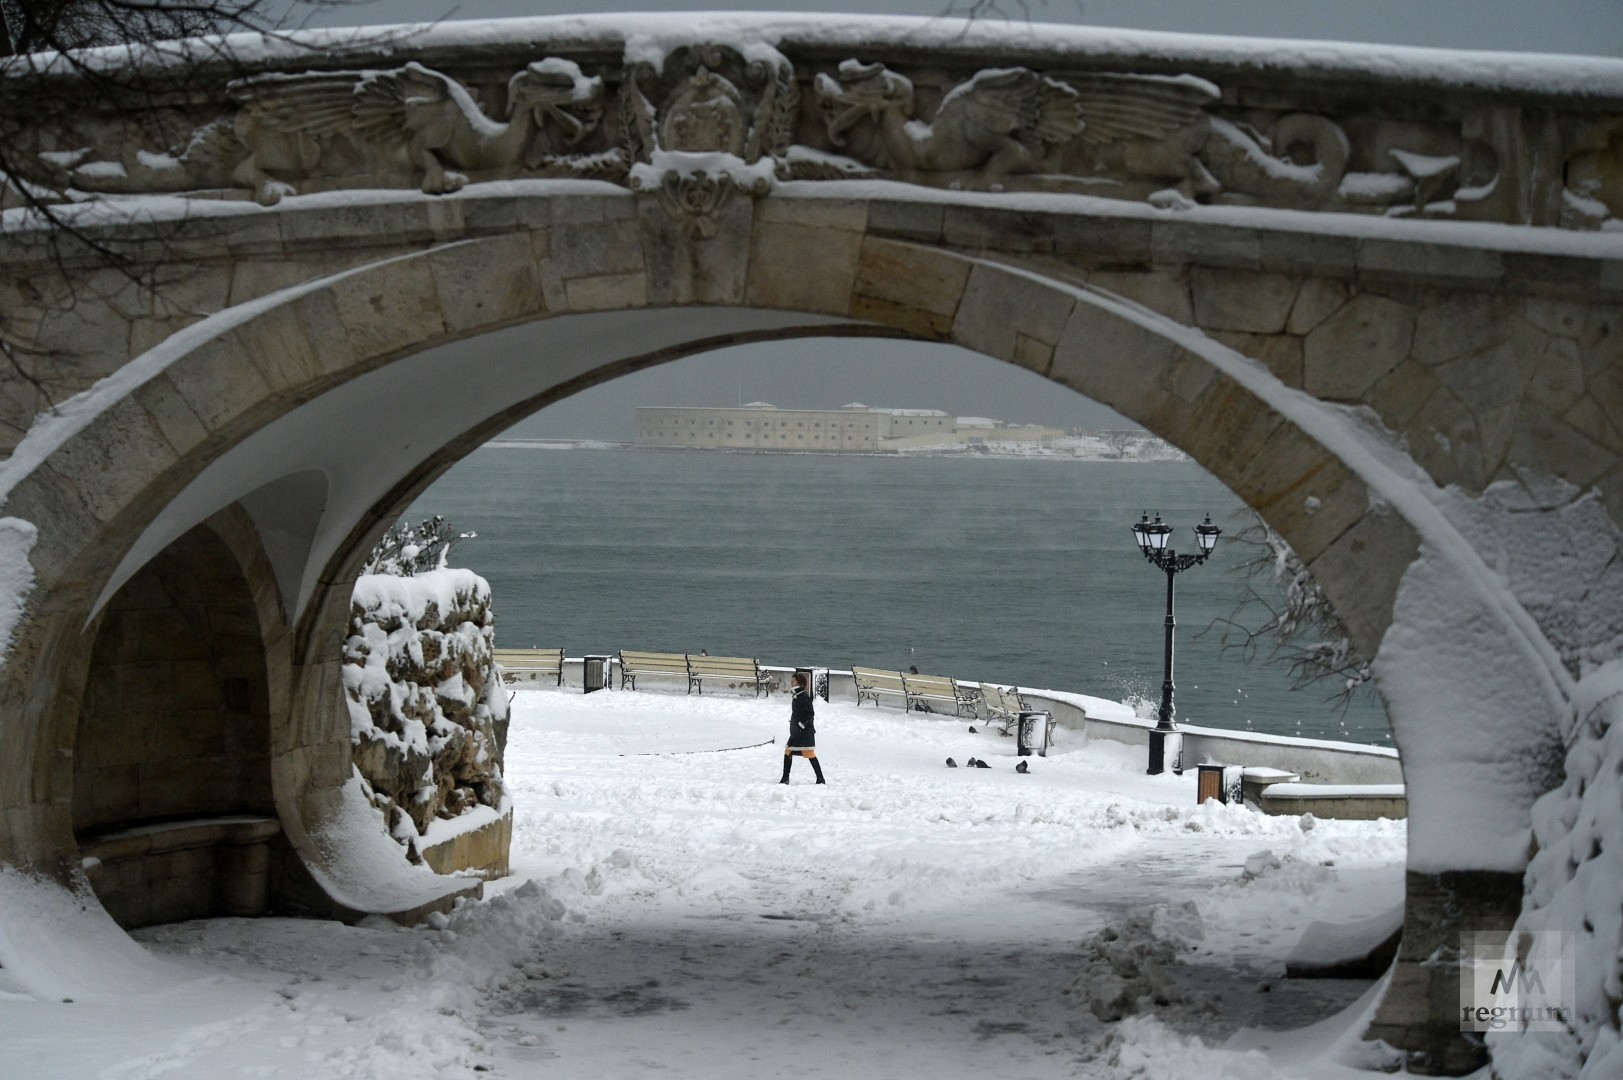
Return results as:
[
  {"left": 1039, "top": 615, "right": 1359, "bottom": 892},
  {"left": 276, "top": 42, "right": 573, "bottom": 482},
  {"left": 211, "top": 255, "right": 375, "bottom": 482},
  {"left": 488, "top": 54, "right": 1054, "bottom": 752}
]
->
[
  {"left": 66, "top": 58, "right": 606, "bottom": 205},
  {"left": 816, "top": 61, "right": 1083, "bottom": 176},
  {"left": 814, "top": 59, "right": 1352, "bottom": 209}
]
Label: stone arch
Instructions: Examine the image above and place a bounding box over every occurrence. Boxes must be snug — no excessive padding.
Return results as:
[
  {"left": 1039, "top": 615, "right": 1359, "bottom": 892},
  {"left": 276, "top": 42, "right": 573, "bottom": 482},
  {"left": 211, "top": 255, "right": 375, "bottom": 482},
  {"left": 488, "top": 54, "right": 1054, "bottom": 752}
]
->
[{"left": 0, "top": 192, "right": 1579, "bottom": 1068}]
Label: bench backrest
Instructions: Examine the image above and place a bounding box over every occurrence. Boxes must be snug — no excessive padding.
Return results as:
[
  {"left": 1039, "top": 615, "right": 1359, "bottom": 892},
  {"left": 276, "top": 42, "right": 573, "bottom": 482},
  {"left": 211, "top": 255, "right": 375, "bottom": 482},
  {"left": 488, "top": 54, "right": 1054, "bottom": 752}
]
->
[
  {"left": 688, "top": 655, "right": 762, "bottom": 679},
  {"left": 618, "top": 650, "right": 689, "bottom": 674},
  {"left": 852, "top": 666, "right": 907, "bottom": 694},
  {"left": 903, "top": 673, "right": 958, "bottom": 700},
  {"left": 494, "top": 648, "right": 563, "bottom": 668},
  {"left": 983, "top": 684, "right": 1024, "bottom": 714}
]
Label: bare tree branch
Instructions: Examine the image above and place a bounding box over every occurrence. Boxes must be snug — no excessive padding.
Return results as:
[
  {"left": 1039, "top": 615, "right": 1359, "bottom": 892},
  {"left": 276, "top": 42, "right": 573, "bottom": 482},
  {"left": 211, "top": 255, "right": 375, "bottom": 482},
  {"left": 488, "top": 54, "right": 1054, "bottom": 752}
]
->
[{"left": 1203, "top": 513, "right": 1377, "bottom": 715}]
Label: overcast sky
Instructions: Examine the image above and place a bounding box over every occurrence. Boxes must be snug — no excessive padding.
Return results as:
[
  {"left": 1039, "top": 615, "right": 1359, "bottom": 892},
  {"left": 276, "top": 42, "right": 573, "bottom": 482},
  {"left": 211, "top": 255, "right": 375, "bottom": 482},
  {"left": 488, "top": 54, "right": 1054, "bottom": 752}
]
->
[{"left": 305, "top": 0, "right": 1621, "bottom": 439}]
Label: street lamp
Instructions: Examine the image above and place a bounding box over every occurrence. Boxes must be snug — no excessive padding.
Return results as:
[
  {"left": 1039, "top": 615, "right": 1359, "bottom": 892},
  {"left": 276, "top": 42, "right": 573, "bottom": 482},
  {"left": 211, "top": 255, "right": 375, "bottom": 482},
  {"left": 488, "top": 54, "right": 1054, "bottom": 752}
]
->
[{"left": 1130, "top": 511, "right": 1222, "bottom": 775}]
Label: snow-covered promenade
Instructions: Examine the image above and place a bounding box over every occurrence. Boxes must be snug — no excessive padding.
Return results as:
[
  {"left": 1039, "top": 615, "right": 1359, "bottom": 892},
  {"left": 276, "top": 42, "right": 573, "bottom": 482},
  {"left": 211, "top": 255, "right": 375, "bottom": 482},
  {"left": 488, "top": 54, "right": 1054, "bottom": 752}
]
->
[{"left": 0, "top": 687, "right": 1405, "bottom": 1078}]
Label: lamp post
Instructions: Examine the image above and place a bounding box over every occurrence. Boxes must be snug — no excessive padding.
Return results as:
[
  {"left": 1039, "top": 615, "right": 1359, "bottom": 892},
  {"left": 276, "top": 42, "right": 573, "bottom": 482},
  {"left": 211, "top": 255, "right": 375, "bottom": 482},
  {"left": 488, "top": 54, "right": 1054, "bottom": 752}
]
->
[{"left": 1130, "top": 511, "right": 1222, "bottom": 776}]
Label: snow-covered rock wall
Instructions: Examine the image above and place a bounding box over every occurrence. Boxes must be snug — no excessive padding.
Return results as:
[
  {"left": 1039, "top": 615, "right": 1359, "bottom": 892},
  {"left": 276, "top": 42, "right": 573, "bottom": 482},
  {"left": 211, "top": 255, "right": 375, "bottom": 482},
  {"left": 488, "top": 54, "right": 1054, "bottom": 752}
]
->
[{"left": 342, "top": 569, "right": 509, "bottom": 862}]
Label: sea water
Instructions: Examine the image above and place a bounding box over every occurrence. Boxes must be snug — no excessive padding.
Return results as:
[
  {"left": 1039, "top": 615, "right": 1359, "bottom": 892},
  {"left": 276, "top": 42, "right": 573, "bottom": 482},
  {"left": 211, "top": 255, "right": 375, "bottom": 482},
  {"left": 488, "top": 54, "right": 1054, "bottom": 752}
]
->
[{"left": 408, "top": 446, "right": 1392, "bottom": 745}]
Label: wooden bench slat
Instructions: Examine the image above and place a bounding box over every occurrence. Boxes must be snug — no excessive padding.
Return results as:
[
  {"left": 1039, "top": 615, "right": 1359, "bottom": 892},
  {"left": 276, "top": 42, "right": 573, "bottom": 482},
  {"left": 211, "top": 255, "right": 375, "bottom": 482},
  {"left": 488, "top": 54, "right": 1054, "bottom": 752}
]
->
[{"left": 495, "top": 647, "right": 565, "bottom": 686}]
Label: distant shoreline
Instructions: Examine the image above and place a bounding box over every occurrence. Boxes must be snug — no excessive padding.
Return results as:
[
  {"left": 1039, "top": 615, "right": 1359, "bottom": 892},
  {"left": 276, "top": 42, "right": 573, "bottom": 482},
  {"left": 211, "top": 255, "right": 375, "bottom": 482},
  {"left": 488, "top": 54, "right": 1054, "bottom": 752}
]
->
[{"left": 483, "top": 438, "right": 1188, "bottom": 462}]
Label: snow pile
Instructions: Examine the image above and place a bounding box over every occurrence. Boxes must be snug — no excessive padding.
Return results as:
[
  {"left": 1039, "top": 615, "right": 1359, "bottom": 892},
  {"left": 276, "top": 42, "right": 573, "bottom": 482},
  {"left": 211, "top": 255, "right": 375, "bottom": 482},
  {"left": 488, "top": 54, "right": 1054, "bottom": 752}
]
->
[
  {"left": 343, "top": 568, "right": 509, "bottom": 860},
  {"left": 1491, "top": 659, "right": 1623, "bottom": 1080},
  {"left": 0, "top": 517, "right": 37, "bottom": 663},
  {"left": 1069, "top": 907, "right": 1208, "bottom": 1022}
]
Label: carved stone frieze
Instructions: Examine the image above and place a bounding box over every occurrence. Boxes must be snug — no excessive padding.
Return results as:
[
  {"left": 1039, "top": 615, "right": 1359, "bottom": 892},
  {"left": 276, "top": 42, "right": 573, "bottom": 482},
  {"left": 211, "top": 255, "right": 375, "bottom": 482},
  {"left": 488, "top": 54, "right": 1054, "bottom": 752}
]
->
[{"left": 19, "top": 29, "right": 1620, "bottom": 232}]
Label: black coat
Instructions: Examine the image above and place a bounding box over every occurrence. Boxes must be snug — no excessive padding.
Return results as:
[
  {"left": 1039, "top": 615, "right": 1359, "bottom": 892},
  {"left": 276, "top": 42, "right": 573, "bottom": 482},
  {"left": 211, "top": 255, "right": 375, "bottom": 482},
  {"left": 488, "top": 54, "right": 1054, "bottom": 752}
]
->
[{"left": 787, "top": 687, "right": 816, "bottom": 747}]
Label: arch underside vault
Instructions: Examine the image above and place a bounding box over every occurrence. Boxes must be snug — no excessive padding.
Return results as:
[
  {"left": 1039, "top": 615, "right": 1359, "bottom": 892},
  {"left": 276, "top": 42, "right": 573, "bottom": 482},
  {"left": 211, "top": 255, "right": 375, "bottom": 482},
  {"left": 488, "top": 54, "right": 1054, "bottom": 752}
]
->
[{"left": 0, "top": 180, "right": 1617, "bottom": 1074}]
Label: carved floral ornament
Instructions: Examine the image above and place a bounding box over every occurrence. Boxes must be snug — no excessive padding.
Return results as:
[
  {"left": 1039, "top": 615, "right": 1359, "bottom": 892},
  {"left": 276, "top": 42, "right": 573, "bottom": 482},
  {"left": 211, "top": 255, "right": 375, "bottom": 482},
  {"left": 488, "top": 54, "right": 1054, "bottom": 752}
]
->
[{"left": 34, "top": 44, "right": 1622, "bottom": 232}]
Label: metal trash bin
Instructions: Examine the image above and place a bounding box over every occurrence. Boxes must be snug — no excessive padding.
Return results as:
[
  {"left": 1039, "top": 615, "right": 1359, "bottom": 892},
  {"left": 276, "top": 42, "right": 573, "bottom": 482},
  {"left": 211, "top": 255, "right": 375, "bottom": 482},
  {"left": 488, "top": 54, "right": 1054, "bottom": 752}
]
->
[
  {"left": 795, "top": 666, "right": 830, "bottom": 701},
  {"left": 582, "top": 654, "right": 611, "bottom": 694},
  {"left": 1016, "top": 710, "right": 1050, "bottom": 757}
]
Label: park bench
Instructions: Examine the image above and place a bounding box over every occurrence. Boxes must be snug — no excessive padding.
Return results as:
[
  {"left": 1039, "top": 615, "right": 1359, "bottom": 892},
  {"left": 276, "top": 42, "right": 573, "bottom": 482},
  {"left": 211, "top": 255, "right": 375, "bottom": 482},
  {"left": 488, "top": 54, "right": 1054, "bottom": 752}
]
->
[
  {"left": 615, "top": 650, "right": 773, "bottom": 695},
  {"left": 617, "top": 649, "right": 690, "bottom": 691},
  {"left": 494, "top": 648, "right": 565, "bottom": 686},
  {"left": 686, "top": 653, "right": 773, "bottom": 696},
  {"left": 853, "top": 666, "right": 982, "bottom": 717},
  {"left": 852, "top": 666, "right": 909, "bottom": 709},
  {"left": 979, "top": 684, "right": 1029, "bottom": 734}
]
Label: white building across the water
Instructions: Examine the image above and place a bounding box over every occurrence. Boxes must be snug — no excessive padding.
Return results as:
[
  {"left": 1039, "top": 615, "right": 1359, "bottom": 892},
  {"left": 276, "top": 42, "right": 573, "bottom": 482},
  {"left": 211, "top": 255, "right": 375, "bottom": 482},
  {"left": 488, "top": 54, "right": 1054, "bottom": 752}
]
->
[{"left": 633, "top": 402, "right": 1064, "bottom": 451}]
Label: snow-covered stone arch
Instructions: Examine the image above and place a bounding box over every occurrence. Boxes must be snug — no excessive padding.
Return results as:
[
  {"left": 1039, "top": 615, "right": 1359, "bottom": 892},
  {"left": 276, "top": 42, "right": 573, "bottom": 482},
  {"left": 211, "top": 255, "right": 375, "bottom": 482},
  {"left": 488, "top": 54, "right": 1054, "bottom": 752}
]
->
[{"left": 0, "top": 184, "right": 1618, "bottom": 1072}]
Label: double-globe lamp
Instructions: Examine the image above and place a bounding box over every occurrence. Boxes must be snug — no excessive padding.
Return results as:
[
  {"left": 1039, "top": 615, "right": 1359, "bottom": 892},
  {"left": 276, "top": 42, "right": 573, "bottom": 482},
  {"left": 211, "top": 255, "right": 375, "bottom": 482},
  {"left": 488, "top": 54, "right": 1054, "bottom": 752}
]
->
[{"left": 1130, "top": 511, "right": 1222, "bottom": 775}]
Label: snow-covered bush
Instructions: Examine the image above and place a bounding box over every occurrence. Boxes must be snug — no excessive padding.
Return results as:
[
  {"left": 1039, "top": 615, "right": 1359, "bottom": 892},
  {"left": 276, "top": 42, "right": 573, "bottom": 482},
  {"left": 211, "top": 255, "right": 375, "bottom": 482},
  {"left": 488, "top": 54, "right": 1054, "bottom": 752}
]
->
[
  {"left": 342, "top": 562, "right": 508, "bottom": 862},
  {"left": 364, "top": 515, "right": 477, "bottom": 578},
  {"left": 1490, "top": 663, "right": 1623, "bottom": 1079}
]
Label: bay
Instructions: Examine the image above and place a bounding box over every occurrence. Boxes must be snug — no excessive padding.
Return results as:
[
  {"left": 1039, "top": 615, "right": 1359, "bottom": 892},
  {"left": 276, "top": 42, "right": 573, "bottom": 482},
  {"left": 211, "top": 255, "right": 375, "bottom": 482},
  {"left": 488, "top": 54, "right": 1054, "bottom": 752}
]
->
[{"left": 409, "top": 446, "right": 1391, "bottom": 745}]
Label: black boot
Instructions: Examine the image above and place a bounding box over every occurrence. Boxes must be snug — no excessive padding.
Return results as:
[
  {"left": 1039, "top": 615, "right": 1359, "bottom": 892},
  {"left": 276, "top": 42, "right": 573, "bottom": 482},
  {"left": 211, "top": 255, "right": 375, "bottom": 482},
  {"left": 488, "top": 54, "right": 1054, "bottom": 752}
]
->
[
  {"left": 810, "top": 757, "right": 825, "bottom": 785},
  {"left": 779, "top": 755, "right": 792, "bottom": 784}
]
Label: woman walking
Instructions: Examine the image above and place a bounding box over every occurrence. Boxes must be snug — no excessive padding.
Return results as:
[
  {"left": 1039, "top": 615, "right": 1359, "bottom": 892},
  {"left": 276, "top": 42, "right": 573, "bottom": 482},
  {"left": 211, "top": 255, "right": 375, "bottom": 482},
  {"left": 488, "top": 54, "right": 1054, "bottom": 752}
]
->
[{"left": 780, "top": 671, "right": 826, "bottom": 785}]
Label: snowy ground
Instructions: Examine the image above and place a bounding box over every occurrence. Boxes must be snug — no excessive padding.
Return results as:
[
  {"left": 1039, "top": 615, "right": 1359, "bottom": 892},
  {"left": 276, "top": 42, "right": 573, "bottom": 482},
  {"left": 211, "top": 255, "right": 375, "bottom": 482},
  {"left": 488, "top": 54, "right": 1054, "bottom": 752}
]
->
[{"left": 0, "top": 687, "right": 1409, "bottom": 1079}]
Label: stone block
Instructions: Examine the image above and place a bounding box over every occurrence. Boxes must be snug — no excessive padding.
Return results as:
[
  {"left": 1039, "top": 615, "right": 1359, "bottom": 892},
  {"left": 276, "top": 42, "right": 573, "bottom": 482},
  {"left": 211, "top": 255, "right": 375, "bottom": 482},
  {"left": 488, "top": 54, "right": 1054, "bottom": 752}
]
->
[
  {"left": 1210, "top": 330, "right": 1304, "bottom": 387},
  {"left": 952, "top": 263, "right": 1074, "bottom": 367},
  {"left": 328, "top": 256, "right": 447, "bottom": 365},
  {"left": 1286, "top": 278, "right": 1353, "bottom": 336},
  {"left": 461, "top": 192, "right": 524, "bottom": 233},
  {"left": 167, "top": 335, "right": 279, "bottom": 435},
  {"left": 1507, "top": 414, "right": 1612, "bottom": 491},
  {"left": 756, "top": 196, "right": 867, "bottom": 232},
  {"left": 1410, "top": 292, "right": 1510, "bottom": 367},
  {"left": 428, "top": 235, "right": 544, "bottom": 334},
  {"left": 1432, "top": 341, "right": 1527, "bottom": 415},
  {"left": 848, "top": 295, "right": 951, "bottom": 340},
  {"left": 227, "top": 256, "right": 333, "bottom": 308},
  {"left": 1520, "top": 296, "right": 1589, "bottom": 339},
  {"left": 42, "top": 395, "right": 178, "bottom": 525},
  {"left": 1086, "top": 269, "right": 1193, "bottom": 324},
  {"left": 1048, "top": 300, "right": 1181, "bottom": 419},
  {"left": 865, "top": 200, "right": 944, "bottom": 242},
  {"left": 1190, "top": 268, "right": 1298, "bottom": 334},
  {"left": 74, "top": 764, "right": 141, "bottom": 828},
  {"left": 1150, "top": 220, "right": 1262, "bottom": 269},
  {"left": 1405, "top": 387, "right": 1495, "bottom": 492},
  {"left": 563, "top": 272, "right": 649, "bottom": 312},
  {"left": 942, "top": 206, "right": 1056, "bottom": 253},
  {"left": 1358, "top": 238, "right": 1503, "bottom": 287},
  {"left": 637, "top": 194, "right": 754, "bottom": 308},
  {"left": 549, "top": 193, "right": 635, "bottom": 226},
  {"left": 279, "top": 201, "right": 410, "bottom": 251},
  {"left": 1046, "top": 216, "right": 1154, "bottom": 265},
  {"left": 129, "top": 373, "right": 211, "bottom": 459},
  {"left": 223, "top": 304, "right": 329, "bottom": 395},
  {"left": 852, "top": 238, "right": 970, "bottom": 323},
  {"left": 1519, "top": 332, "right": 1585, "bottom": 414},
  {"left": 1259, "top": 229, "right": 1358, "bottom": 278},
  {"left": 747, "top": 219, "right": 862, "bottom": 316},
  {"left": 1561, "top": 395, "right": 1623, "bottom": 454},
  {"left": 1306, "top": 506, "right": 1420, "bottom": 659},
  {"left": 1303, "top": 292, "right": 1415, "bottom": 401}
]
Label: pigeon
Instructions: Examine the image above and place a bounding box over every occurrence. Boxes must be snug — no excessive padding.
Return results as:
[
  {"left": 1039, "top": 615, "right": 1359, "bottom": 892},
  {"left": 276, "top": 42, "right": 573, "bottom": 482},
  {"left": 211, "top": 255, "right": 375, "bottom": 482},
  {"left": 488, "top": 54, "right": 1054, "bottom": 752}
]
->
[
  {"left": 946, "top": 757, "right": 958, "bottom": 768},
  {"left": 968, "top": 726, "right": 978, "bottom": 733},
  {"left": 965, "top": 757, "right": 978, "bottom": 768},
  {"left": 973, "top": 758, "right": 991, "bottom": 769},
  {"left": 1015, "top": 761, "right": 1029, "bottom": 774}
]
